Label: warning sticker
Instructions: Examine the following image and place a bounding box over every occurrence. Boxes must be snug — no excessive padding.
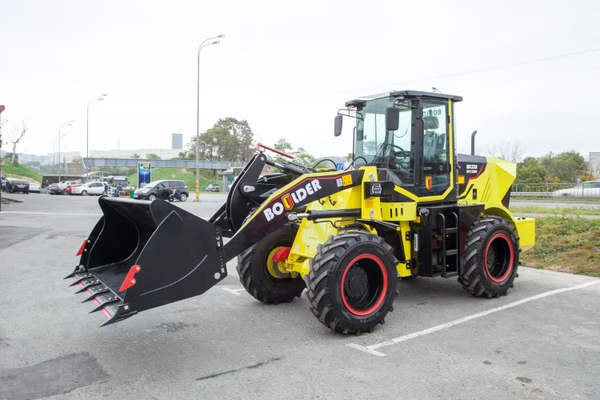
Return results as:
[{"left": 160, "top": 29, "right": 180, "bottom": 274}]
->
[{"left": 342, "top": 175, "right": 353, "bottom": 186}]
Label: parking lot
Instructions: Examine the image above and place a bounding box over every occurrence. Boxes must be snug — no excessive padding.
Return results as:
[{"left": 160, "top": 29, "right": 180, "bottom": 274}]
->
[{"left": 1, "top": 193, "right": 599, "bottom": 400}]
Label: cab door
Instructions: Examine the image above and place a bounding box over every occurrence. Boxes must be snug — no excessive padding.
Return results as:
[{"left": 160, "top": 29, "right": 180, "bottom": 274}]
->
[
  {"left": 155, "top": 182, "right": 169, "bottom": 199},
  {"left": 419, "top": 100, "right": 453, "bottom": 199}
]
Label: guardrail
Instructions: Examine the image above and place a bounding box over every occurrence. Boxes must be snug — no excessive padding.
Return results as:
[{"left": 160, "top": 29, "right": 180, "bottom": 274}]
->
[
  {"left": 511, "top": 183, "right": 600, "bottom": 199},
  {"left": 83, "top": 158, "right": 230, "bottom": 170}
]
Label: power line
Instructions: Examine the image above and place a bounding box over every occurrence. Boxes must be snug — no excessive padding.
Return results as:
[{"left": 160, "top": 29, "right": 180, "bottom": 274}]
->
[{"left": 329, "top": 46, "right": 600, "bottom": 97}]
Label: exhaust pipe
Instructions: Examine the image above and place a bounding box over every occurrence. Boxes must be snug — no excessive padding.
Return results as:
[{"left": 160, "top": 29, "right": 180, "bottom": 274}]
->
[{"left": 471, "top": 130, "right": 477, "bottom": 155}]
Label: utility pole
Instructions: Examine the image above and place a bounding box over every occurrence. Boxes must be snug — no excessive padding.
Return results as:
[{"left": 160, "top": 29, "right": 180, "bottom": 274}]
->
[
  {"left": 86, "top": 94, "right": 107, "bottom": 182},
  {"left": 58, "top": 121, "right": 74, "bottom": 182},
  {"left": 195, "top": 34, "right": 225, "bottom": 202}
]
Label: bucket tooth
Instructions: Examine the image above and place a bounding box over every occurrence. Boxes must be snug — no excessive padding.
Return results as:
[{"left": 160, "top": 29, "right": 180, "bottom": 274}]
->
[
  {"left": 74, "top": 279, "right": 102, "bottom": 294},
  {"left": 69, "top": 274, "right": 92, "bottom": 287},
  {"left": 99, "top": 304, "right": 136, "bottom": 327},
  {"left": 81, "top": 287, "right": 110, "bottom": 303},
  {"left": 89, "top": 294, "right": 121, "bottom": 314}
]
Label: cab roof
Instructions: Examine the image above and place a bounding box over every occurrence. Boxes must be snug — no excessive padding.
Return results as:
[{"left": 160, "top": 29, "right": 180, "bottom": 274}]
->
[{"left": 345, "top": 90, "right": 463, "bottom": 108}]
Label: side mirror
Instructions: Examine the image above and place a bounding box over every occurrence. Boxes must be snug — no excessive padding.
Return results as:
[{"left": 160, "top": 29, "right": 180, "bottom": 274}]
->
[
  {"left": 334, "top": 115, "right": 343, "bottom": 137},
  {"left": 385, "top": 107, "right": 400, "bottom": 131}
]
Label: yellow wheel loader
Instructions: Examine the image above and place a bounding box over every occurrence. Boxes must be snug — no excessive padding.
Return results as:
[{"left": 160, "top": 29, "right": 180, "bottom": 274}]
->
[{"left": 66, "top": 90, "right": 535, "bottom": 334}]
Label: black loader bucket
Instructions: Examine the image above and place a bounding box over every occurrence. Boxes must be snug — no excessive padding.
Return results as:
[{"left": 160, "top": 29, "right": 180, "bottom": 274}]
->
[{"left": 65, "top": 197, "right": 227, "bottom": 326}]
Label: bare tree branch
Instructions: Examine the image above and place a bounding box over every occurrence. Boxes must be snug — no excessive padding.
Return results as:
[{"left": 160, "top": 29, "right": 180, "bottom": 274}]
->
[
  {"left": 483, "top": 140, "right": 524, "bottom": 163},
  {"left": 7, "top": 121, "right": 27, "bottom": 164}
]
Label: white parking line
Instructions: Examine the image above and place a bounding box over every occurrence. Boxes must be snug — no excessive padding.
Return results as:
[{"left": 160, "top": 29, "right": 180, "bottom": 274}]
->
[
  {"left": 348, "top": 279, "right": 600, "bottom": 357},
  {"left": 221, "top": 288, "right": 246, "bottom": 296}
]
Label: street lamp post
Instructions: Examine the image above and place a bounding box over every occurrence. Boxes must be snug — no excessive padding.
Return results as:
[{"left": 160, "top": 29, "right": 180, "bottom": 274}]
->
[
  {"left": 195, "top": 34, "right": 225, "bottom": 202},
  {"left": 58, "top": 120, "right": 74, "bottom": 182},
  {"left": 86, "top": 94, "right": 107, "bottom": 182}
]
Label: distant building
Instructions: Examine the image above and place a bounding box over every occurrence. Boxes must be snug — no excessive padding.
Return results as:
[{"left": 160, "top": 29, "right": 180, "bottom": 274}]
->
[
  {"left": 590, "top": 152, "right": 600, "bottom": 178},
  {"left": 172, "top": 133, "right": 183, "bottom": 150}
]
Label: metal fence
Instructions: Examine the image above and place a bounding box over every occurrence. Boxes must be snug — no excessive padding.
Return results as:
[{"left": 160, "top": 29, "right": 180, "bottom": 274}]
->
[{"left": 511, "top": 182, "right": 600, "bottom": 199}]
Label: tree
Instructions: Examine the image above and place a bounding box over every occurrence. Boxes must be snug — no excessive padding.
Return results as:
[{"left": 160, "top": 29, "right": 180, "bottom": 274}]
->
[
  {"left": 272, "top": 138, "right": 293, "bottom": 164},
  {"left": 217, "top": 117, "right": 255, "bottom": 162},
  {"left": 189, "top": 118, "right": 255, "bottom": 163},
  {"left": 539, "top": 151, "right": 588, "bottom": 183},
  {"left": 145, "top": 153, "right": 161, "bottom": 160},
  {"left": 270, "top": 138, "right": 317, "bottom": 167},
  {"left": 485, "top": 140, "right": 523, "bottom": 163},
  {"left": 515, "top": 157, "right": 544, "bottom": 184},
  {"left": 291, "top": 147, "right": 316, "bottom": 167},
  {"left": 131, "top": 153, "right": 140, "bottom": 159},
  {"left": 7, "top": 121, "right": 27, "bottom": 165}
]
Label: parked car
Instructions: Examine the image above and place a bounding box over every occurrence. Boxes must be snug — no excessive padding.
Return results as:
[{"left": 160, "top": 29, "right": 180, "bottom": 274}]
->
[
  {"left": 133, "top": 180, "right": 189, "bottom": 201},
  {"left": 29, "top": 183, "right": 41, "bottom": 193},
  {"left": 49, "top": 180, "right": 81, "bottom": 195},
  {"left": 48, "top": 183, "right": 61, "bottom": 195},
  {"left": 64, "top": 183, "right": 82, "bottom": 195},
  {"left": 206, "top": 183, "right": 220, "bottom": 192},
  {"left": 71, "top": 182, "right": 106, "bottom": 196},
  {"left": 553, "top": 181, "right": 600, "bottom": 198},
  {"left": 7, "top": 179, "right": 30, "bottom": 194}
]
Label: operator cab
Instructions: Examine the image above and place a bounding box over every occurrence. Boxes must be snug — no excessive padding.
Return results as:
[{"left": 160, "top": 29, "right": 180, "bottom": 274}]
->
[{"left": 335, "top": 90, "right": 462, "bottom": 200}]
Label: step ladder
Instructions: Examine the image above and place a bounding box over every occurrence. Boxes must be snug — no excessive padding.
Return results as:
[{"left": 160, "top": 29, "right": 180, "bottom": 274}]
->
[{"left": 436, "top": 212, "right": 459, "bottom": 277}]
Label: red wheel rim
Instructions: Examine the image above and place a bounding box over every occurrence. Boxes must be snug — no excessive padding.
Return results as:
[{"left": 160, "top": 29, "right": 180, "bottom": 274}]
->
[
  {"left": 483, "top": 233, "right": 514, "bottom": 283},
  {"left": 340, "top": 254, "right": 388, "bottom": 316}
]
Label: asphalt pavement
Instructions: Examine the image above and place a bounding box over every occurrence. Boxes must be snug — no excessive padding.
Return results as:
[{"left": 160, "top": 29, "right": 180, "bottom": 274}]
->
[{"left": 0, "top": 193, "right": 599, "bottom": 400}]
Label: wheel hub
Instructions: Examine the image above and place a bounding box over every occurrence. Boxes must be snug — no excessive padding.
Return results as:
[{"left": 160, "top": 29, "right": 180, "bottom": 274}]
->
[
  {"left": 266, "top": 247, "right": 291, "bottom": 279},
  {"left": 344, "top": 266, "right": 369, "bottom": 298},
  {"left": 487, "top": 244, "right": 498, "bottom": 269}
]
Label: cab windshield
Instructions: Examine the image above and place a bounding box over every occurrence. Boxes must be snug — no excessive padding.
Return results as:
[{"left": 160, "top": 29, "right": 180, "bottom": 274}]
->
[{"left": 354, "top": 97, "right": 413, "bottom": 182}]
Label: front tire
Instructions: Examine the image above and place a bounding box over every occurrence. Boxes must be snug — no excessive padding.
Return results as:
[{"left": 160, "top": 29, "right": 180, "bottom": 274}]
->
[
  {"left": 305, "top": 231, "right": 398, "bottom": 334},
  {"left": 459, "top": 216, "right": 520, "bottom": 298},
  {"left": 237, "top": 225, "right": 305, "bottom": 304},
  {"left": 148, "top": 194, "right": 156, "bottom": 201},
  {"left": 81, "top": 190, "right": 88, "bottom": 196}
]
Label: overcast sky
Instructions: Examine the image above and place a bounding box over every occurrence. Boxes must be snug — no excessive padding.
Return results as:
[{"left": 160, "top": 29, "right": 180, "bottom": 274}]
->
[{"left": 1, "top": 0, "right": 599, "bottom": 161}]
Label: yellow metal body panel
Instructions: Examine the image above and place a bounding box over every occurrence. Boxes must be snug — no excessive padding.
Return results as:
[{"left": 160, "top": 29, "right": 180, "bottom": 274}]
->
[
  {"left": 458, "top": 157, "right": 535, "bottom": 253},
  {"left": 396, "top": 221, "right": 416, "bottom": 277},
  {"left": 514, "top": 217, "right": 536, "bottom": 252},
  {"left": 380, "top": 203, "right": 417, "bottom": 221}
]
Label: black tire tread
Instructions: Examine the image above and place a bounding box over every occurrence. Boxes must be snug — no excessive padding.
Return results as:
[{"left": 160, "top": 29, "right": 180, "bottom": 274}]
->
[
  {"left": 305, "top": 230, "right": 398, "bottom": 334},
  {"left": 236, "top": 226, "right": 305, "bottom": 305},
  {"left": 459, "top": 216, "right": 520, "bottom": 298}
]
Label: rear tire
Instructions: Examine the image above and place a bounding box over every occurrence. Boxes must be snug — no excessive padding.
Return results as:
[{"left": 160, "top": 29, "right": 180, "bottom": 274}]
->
[
  {"left": 180, "top": 193, "right": 187, "bottom": 202},
  {"left": 237, "top": 225, "right": 305, "bottom": 304},
  {"left": 459, "top": 216, "right": 520, "bottom": 298},
  {"left": 305, "top": 231, "right": 398, "bottom": 334}
]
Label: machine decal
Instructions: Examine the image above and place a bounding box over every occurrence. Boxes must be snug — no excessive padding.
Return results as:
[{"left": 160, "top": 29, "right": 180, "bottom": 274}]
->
[
  {"left": 264, "top": 179, "right": 323, "bottom": 221},
  {"left": 425, "top": 176, "right": 433, "bottom": 190},
  {"left": 281, "top": 194, "right": 294, "bottom": 210}
]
